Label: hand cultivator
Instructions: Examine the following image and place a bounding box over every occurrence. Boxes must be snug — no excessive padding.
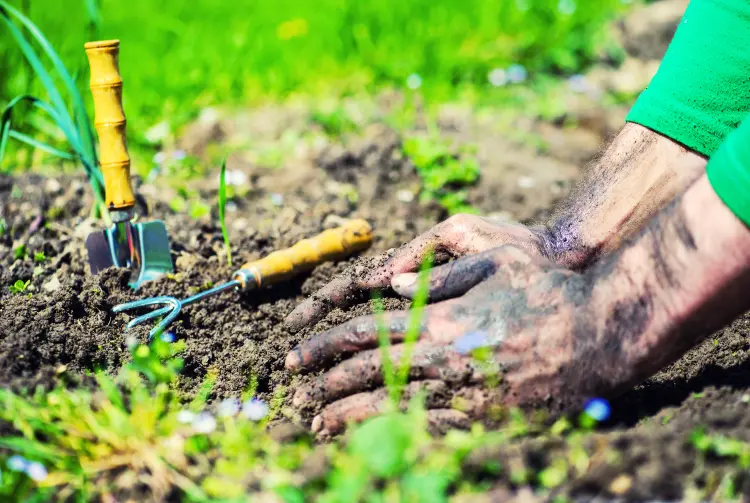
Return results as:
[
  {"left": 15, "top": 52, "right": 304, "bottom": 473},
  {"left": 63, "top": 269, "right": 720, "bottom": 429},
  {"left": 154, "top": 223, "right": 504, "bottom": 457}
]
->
[
  {"left": 114, "top": 219, "right": 373, "bottom": 337},
  {"left": 84, "top": 40, "right": 173, "bottom": 289}
]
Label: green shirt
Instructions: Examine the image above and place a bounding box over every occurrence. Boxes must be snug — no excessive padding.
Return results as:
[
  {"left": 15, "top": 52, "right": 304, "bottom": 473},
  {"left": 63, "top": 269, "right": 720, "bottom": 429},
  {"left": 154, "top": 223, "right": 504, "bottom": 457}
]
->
[
  {"left": 626, "top": 0, "right": 750, "bottom": 157},
  {"left": 707, "top": 114, "right": 750, "bottom": 227}
]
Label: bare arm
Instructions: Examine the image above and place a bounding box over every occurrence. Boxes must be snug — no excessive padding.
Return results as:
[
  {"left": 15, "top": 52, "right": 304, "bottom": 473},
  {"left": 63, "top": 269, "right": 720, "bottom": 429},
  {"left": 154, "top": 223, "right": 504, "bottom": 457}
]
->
[{"left": 541, "top": 123, "right": 707, "bottom": 268}]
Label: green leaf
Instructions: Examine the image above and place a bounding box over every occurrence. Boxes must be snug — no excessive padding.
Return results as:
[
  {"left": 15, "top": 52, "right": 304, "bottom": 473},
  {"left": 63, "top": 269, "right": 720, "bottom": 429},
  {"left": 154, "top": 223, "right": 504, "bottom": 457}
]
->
[
  {"left": 348, "top": 413, "right": 412, "bottom": 477},
  {"left": 218, "top": 157, "right": 232, "bottom": 266},
  {"left": 9, "top": 130, "right": 75, "bottom": 160},
  {"left": 401, "top": 472, "right": 451, "bottom": 503}
]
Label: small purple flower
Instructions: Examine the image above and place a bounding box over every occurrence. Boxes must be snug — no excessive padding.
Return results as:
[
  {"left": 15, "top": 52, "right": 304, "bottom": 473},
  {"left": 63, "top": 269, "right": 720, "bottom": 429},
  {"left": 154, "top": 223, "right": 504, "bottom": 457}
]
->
[
  {"left": 242, "top": 398, "right": 269, "bottom": 421},
  {"left": 172, "top": 149, "right": 187, "bottom": 161},
  {"left": 453, "top": 331, "right": 490, "bottom": 355},
  {"left": 584, "top": 398, "right": 611, "bottom": 422},
  {"left": 217, "top": 397, "right": 241, "bottom": 417},
  {"left": 153, "top": 152, "right": 167, "bottom": 165},
  {"left": 25, "top": 462, "right": 48, "bottom": 481}
]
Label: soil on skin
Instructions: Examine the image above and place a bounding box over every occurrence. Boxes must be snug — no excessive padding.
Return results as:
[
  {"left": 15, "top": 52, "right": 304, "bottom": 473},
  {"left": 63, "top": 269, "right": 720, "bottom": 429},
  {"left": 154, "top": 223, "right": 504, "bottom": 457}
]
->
[{"left": 2, "top": 2, "right": 748, "bottom": 498}]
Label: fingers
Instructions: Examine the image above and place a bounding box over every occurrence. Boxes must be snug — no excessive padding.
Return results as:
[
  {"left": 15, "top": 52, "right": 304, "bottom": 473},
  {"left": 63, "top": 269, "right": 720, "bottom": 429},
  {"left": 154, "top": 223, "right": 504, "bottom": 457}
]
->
[
  {"left": 310, "top": 380, "right": 466, "bottom": 436},
  {"left": 391, "top": 250, "right": 500, "bottom": 301},
  {"left": 391, "top": 245, "right": 544, "bottom": 301},
  {"left": 285, "top": 310, "right": 417, "bottom": 373},
  {"left": 291, "top": 343, "right": 478, "bottom": 407},
  {"left": 285, "top": 275, "right": 361, "bottom": 332}
]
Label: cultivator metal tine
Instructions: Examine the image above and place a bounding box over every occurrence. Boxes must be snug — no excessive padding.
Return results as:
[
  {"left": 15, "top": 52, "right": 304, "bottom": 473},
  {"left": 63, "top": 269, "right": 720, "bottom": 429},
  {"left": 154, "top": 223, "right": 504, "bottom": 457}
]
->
[{"left": 112, "top": 296, "right": 182, "bottom": 339}]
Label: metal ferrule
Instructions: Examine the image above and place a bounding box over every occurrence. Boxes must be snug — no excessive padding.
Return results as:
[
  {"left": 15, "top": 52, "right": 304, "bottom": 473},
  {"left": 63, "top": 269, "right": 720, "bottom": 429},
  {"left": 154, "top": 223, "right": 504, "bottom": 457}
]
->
[
  {"left": 109, "top": 207, "right": 134, "bottom": 223},
  {"left": 231, "top": 268, "right": 258, "bottom": 291}
]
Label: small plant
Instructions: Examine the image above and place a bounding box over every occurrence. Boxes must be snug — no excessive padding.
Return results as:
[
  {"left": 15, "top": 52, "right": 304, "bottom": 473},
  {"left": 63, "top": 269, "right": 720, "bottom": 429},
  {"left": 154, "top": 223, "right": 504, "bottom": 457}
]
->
[
  {"left": 33, "top": 251, "right": 46, "bottom": 263},
  {"left": 0, "top": 1, "right": 106, "bottom": 218},
  {"left": 13, "top": 244, "right": 26, "bottom": 260},
  {"left": 0, "top": 217, "right": 6, "bottom": 235},
  {"left": 218, "top": 158, "right": 232, "bottom": 267},
  {"left": 403, "top": 135, "right": 480, "bottom": 215},
  {"left": 8, "top": 279, "right": 29, "bottom": 294}
]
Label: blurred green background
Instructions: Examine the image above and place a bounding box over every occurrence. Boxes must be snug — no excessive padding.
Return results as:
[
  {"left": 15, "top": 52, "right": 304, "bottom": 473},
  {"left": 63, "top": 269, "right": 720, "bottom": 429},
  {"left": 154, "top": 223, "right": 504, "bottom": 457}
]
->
[{"left": 1, "top": 0, "right": 631, "bottom": 166}]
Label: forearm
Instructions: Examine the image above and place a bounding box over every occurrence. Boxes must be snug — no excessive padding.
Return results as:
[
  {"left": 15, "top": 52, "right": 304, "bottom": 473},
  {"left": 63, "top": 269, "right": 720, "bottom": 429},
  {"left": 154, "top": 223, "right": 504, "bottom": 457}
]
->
[
  {"left": 585, "top": 175, "right": 750, "bottom": 391},
  {"left": 538, "top": 123, "right": 706, "bottom": 269}
]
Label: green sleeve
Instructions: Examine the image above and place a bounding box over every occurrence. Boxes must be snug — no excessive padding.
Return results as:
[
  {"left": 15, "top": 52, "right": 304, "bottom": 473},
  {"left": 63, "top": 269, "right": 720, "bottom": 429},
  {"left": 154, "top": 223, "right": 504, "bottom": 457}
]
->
[
  {"left": 707, "top": 114, "right": 750, "bottom": 227},
  {"left": 626, "top": 0, "right": 750, "bottom": 157}
]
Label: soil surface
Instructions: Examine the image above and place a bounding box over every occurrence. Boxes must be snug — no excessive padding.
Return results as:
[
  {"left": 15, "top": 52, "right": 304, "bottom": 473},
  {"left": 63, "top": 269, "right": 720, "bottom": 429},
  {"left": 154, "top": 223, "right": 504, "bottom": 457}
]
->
[{"left": 3, "top": 3, "right": 750, "bottom": 499}]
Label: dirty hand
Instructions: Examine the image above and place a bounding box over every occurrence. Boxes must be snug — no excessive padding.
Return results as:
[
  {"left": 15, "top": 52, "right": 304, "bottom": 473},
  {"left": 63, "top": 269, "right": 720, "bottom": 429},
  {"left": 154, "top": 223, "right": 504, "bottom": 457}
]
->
[
  {"left": 285, "top": 214, "right": 549, "bottom": 331},
  {"left": 286, "top": 245, "right": 616, "bottom": 437}
]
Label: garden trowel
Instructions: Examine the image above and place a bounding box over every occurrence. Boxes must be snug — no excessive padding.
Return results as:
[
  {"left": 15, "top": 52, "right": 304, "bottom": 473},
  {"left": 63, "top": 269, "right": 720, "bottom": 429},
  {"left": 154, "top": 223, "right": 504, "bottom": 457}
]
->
[{"left": 84, "top": 40, "right": 173, "bottom": 289}]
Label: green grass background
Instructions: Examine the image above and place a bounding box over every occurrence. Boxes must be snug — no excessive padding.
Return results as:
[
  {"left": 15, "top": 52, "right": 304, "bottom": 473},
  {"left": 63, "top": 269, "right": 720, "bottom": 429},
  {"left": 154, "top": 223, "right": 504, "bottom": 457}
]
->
[{"left": 2, "top": 0, "right": 629, "bottom": 141}]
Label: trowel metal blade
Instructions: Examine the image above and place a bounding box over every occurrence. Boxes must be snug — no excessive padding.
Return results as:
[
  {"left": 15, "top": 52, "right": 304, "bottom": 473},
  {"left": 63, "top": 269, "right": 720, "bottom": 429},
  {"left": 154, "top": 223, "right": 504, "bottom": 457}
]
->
[{"left": 86, "top": 220, "right": 173, "bottom": 290}]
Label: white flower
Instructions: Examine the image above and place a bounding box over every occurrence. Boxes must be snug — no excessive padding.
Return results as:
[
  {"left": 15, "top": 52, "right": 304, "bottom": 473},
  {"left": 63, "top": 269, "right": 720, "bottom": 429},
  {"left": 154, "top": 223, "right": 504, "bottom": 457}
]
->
[
  {"left": 25, "top": 462, "right": 48, "bottom": 482},
  {"left": 242, "top": 398, "right": 269, "bottom": 421},
  {"left": 144, "top": 121, "right": 170, "bottom": 144},
  {"left": 153, "top": 151, "right": 167, "bottom": 165},
  {"left": 192, "top": 412, "right": 217, "bottom": 434},
  {"left": 406, "top": 73, "right": 422, "bottom": 90},
  {"left": 488, "top": 68, "right": 508, "bottom": 87},
  {"left": 270, "top": 193, "right": 284, "bottom": 207},
  {"left": 225, "top": 170, "right": 248, "bottom": 187},
  {"left": 217, "top": 398, "right": 241, "bottom": 417},
  {"left": 176, "top": 410, "right": 196, "bottom": 424},
  {"left": 558, "top": 0, "right": 576, "bottom": 15},
  {"left": 172, "top": 149, "right": 187, "bottom": 161},
  {"left": 7, "top": 455, "right": 28, "bottom": 472}
]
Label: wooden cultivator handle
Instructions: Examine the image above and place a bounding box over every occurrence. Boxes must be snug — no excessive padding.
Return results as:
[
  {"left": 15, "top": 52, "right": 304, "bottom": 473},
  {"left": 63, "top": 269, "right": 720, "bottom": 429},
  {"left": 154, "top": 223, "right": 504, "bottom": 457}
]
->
[
  {"left": 84, "top": 39, "right": 135, "bottom": 215},
  {"left": 234, "top": 219, "right": 373, "bottom": 289}
]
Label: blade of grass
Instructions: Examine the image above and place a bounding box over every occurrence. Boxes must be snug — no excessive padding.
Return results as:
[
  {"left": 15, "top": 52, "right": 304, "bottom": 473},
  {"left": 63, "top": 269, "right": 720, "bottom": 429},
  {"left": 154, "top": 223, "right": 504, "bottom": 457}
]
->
[
  {"left": 218, "top": 158, "right": 232, "bottom": 267},
  {"left": 8, "top": 130, "right": 75, "bottom": 160},
  {"left": 373, "top": 293, "right": 399, "bottom": 404},
  {"left": 395, "top": 250, "right": 433, "bottom": 392}
]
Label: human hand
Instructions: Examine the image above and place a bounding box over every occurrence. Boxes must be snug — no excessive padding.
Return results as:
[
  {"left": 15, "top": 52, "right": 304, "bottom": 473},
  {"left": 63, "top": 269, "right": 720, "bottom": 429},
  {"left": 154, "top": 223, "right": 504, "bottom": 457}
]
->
[
  {"left": 284, "top": 214, "right": 550, "bottom": 331},
  {"left": 286, "top": 245, "right": 614, "bottom": 437}
]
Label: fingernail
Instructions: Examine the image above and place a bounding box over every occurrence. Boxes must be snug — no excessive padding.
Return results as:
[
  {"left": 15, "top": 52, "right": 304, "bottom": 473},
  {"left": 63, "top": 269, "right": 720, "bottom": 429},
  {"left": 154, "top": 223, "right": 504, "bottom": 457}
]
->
[
  {"left": 311, "top": 415, "right": 323, "bottom": 433},
  {"left": 453, "top": 330, "right": 490, "bottom": 355},
  {"left": 285, "top": 349, "right": 302, "bottom": 371},
  {"left": 391, "top": 273, "right": 417, "bottom": 294}
]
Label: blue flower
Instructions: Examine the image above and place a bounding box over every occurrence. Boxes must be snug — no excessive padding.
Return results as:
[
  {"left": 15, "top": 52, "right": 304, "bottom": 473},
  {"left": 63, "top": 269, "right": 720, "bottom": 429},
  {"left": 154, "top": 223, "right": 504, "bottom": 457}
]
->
[
  {"left": 584, "top": 398, "right": 611, "bottom": 422},
  {"left": 7, "top": 455, "right": 28, "bottom": 472}
]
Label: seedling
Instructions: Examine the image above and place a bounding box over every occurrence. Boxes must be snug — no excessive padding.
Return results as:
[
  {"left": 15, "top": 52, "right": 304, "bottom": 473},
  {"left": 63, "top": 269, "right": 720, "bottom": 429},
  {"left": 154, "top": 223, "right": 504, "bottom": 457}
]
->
[
  {"left": 8, "top": 279, "right": 29, "bottom": 294},
  {"left": 218, "top": 158, "right": 232, "bottom": 266},
  {"left": 13, "top": 244, "right": 26, "bottom": 260},
  {"left": 33, "top": 251, "right": 46, "bottom": 263}
]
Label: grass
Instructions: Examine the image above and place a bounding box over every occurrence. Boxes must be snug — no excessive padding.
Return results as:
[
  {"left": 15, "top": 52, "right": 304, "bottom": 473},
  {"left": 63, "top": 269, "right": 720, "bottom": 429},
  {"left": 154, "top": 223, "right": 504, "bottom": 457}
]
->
[
  {"left": 217, "top": 158, "right": 232, "bottom": 267},
  {"left": 1, "top": 0, "right": 629, "bottom": 161}
]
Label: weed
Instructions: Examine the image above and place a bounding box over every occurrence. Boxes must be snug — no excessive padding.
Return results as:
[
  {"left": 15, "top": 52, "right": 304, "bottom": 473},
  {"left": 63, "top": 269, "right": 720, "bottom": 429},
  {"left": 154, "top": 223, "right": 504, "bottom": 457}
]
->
[
  {"left": 218, "top": 158, "right": 232, "bottom": 267},
  {"left": 403, "top": 135, "right": 480, "bottom": 214},
  {"left": 33, "top": 251, "right": 45, "bottom": 262},
  {"left": 13, "top": 244, "right": 26, "bottom": 260},
  {"left": 8, "top": 279, "right": 29, "bottom": 294},
  {"left": 690, "top": 428, "right": 750, "bottom": 469},
  {"left": 0, "top": 217, "right": 6, "bottom": 235}
]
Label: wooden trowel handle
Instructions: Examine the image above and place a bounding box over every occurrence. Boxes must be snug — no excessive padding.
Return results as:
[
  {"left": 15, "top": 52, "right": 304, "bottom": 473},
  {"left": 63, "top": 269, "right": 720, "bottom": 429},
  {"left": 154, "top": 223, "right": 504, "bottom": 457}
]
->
[
  {"left": 84, "top": 39, "right": 136, "bottom": 214},
  {"left": 234, "top": 219, "right": 373, "bottom": 289}
]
